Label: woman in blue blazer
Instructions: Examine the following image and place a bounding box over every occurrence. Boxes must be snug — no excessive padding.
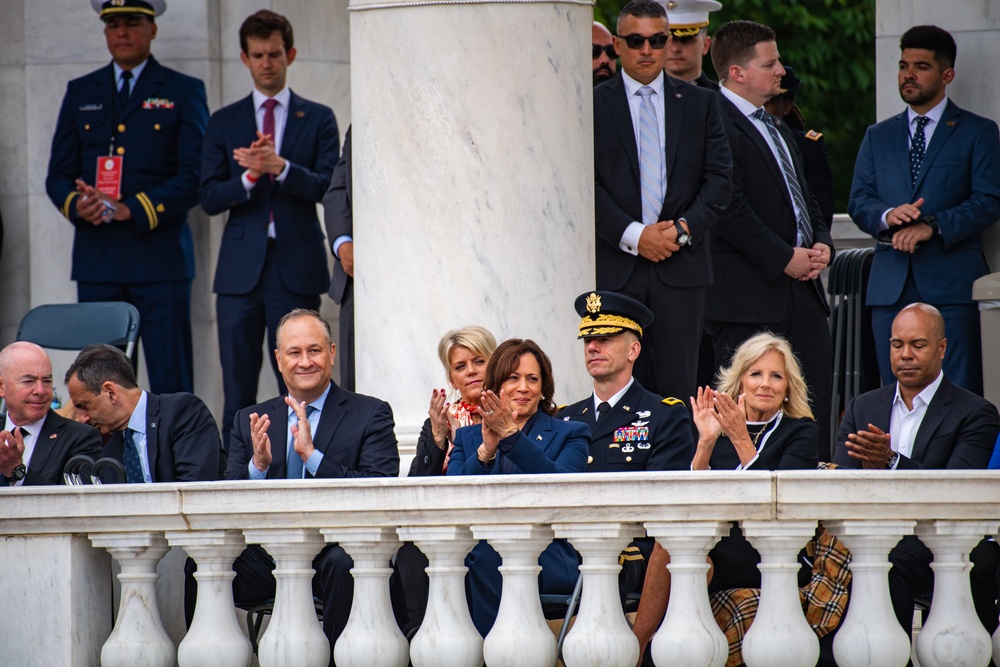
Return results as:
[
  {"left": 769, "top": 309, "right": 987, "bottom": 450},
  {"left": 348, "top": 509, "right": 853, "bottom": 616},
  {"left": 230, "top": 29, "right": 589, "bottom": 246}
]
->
[{"left": 447, "top": 338, "right": 590, "bottom": 636}]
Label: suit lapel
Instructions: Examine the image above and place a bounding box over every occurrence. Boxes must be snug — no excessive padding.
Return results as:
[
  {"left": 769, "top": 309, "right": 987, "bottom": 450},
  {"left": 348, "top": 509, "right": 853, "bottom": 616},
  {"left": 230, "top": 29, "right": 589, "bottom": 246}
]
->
[
  {"left": 910, "top": 379, "right": 953, "bottom": 463},
  {"left": 888, "top": 112, "right": 913, "bottom": 195},
  {"left": 525, "top": 412, "right": 557, "bottom": 460},
  {"left": 604, "top": 78, "right": 641, "bottom": 183},
  {"left": 266, "top": 397, "right": 289, "bottom": 478},
  {"left": 145, "top": 393, "right": 160, "bottom": 483},
  {"left": 122, "top": 56, "right": 164, "bottom": 121},
  {"left": 28, "top": 411, "right": 64, "bottom": 481},
  {"left": 281, "top": 90, "right": 306, "bottom": 159},
  {"left": 661, "top": 76, "right": 684, "bottom": 191},
  {"left": 312, "top": 384, "right": 348, "bottom": 461},
  {"left": 721, "top": 97, "right": 790, "bottom": 207},
  {"left": 914, "top": 101, "right": 959, "bottom": 193}
]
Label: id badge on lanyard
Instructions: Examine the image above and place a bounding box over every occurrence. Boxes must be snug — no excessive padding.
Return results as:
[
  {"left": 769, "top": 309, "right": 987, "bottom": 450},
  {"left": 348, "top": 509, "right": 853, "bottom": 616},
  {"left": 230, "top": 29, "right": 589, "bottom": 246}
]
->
[{"left": 96, "top": 155, "right": 123, "bottom": 200}]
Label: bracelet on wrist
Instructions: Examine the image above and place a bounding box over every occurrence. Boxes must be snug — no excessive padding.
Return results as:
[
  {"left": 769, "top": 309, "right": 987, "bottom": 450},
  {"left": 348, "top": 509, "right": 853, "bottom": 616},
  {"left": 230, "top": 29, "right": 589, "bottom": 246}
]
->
[
  {"left": 478, "top": 444, "right": 496, "bottom": 462},
  {"left": 500, "top": 426, "right": 519, "bottom": 439},
  {"left": 245, "top": 171, "right": 259, "bottom": 183}
]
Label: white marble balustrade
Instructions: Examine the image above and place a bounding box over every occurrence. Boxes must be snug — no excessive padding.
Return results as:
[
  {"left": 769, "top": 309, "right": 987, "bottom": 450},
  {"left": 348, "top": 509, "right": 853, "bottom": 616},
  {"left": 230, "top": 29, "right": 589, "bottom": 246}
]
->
[{"left": 2, "top": 471, "right": 1000, "bottom": 667}]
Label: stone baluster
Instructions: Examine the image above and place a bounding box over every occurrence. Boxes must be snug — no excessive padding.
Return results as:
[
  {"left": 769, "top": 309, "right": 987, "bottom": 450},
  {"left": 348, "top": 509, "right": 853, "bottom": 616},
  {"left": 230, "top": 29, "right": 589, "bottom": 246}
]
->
[
  {"left": 165, "top": 530, "right": 252, "bottom": 667},
  {"left": 243, "top": 529, "right": 329, "bottom": 667},
  {"left": 914, "top": 520, "right": 997, "bottom": 667},
  {"left": 553, "top": 522, "right": 640, "bottom": 667},
  {"left": 90, "top": 532, "right": 175, "bottom": 667},
  {"left": 322, "top": 527, "right": 409, "bottom": 667},
  {"left": 741, "top": 520, "right": 819, "bottom": 667},
  {"left": 826, "top": 520, "right": 914, "bottom": 667},
  {"left": 995, "top": 531, "right": 1000, "bottom": 666},
  {"left": 399, "top": 526, "right": 483, "bottom": 667},
  {"left": 472, "top": 524, "right": 557, "bottom": 667},
  {"left": 645, "top": 521, "right": 729, "bottom": 667}
]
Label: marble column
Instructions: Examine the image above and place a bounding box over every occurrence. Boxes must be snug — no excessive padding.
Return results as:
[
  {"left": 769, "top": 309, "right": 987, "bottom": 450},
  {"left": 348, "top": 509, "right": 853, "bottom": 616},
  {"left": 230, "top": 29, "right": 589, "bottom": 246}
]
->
[{"left": 347, "top": 0, "right": 595, "bottom": 438}]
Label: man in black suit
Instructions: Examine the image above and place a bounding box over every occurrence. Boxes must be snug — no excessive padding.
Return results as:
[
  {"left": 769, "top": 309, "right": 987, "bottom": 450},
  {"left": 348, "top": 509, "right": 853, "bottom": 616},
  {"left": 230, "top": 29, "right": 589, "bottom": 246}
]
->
[
  {"left": 594, "top": 0, "right": 732, "bottom": 404},
  {"left": 0, "top": 342, "right": 102, "bottom": 486},
  {"left": 834, "top": 303, "right": 1000, "bottom": 634},
  {"left": 323, "top": 126, "right": 355, "bottom": 391},
  {"left": 200, "top": 10, "right": 340, "bottom": 446},
  {"left": 64, "top": 344, "right": 224, "bottom": 483},
  {"left": 225, "top": 308, "right": 400, "bottom": 662},
  {"left": 706, "top": 20, "right": 834, "bottom": 460}
]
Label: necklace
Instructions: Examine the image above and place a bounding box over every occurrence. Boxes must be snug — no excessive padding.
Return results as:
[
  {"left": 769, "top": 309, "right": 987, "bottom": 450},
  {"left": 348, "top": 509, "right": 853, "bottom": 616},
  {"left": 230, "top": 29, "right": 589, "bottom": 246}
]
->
[{"left": 747, "top": 415, "right": 778, "bottom": 450}]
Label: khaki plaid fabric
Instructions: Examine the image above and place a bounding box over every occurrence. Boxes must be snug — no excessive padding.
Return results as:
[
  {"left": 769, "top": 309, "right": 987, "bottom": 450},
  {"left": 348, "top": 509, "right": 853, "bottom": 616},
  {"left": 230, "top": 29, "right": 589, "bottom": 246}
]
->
[{"left": 709, "top": 528, "right": 852, "bottom": 667}]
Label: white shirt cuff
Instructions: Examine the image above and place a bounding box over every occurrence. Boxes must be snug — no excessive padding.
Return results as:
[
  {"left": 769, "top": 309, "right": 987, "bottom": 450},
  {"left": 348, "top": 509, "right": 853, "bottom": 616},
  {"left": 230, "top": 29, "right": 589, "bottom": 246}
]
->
[
  {"left": 879, "top": 208, "right": 892, "bottom": 231},
  {"left": 275, "top": 159, "right": 291, "bottom": 182},
  {"left": 619, "top": 222, "right": 645, "bottom": 256}
]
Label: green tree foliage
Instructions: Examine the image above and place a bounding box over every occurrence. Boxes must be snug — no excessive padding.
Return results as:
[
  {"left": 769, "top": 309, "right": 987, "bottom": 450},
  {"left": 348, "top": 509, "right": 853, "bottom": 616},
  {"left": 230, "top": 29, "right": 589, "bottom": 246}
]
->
[{"left": 595, "top": 0, "right": 876, "bottom": 213}]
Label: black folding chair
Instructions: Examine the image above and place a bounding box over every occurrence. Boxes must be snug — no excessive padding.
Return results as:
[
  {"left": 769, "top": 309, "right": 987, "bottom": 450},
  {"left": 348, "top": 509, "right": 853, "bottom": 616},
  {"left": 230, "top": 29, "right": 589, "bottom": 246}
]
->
[{"left": 16, "top": 301, "right": 140, "bottom": 357}]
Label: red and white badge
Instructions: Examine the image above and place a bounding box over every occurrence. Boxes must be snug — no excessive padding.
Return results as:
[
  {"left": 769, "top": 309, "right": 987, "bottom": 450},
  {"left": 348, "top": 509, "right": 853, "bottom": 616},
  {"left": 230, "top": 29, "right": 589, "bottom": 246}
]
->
[{"left": 95, "top": 156, "right": 123, "bottom": 200}]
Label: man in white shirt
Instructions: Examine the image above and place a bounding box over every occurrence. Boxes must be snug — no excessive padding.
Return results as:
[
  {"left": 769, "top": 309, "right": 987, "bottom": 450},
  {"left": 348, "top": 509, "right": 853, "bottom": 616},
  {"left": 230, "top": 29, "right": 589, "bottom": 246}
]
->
[
  {"left": 834, "top": 302, "right": 1000, "bottom": 635},
  {"left": 0, "top": 342, "right": 102, "bottom": 486},
  {"left": 200, "top": 9, "right": 340, "bottom": 448}
]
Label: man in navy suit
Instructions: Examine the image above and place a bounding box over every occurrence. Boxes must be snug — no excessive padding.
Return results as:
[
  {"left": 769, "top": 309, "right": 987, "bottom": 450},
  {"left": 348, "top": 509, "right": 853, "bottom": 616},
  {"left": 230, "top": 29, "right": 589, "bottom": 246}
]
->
[
  {"left": 848, "top": 25, "right": 1000, "bottom": 395},
  {"left": 706, "top": 20, "right": 835, "bottom": 460},
  {"left": 45, "top": 0, "right": 208, "bottom": 395},
  {"left": 200, "top": 9, "right": 340, "bottom": 447},
  {"left": 834, "top": 303, "right": 1000, "bottom": 635},
  {"left": 65, "top": 344, "right": 224, "bottom": 483},
  {"left": 225, "top": 309, "right": 400, "bottom": 663},
  {"left": 0, "top": 343, "right": 103, "bottom": 486},
  {"left": 593, "top": 0, "right": 732, "bottom": 405}
]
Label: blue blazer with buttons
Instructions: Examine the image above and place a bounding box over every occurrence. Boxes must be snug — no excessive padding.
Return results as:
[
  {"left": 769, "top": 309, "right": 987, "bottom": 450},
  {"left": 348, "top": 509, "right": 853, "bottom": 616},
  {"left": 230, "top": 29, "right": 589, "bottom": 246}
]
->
[
  {"left": 45, "top": 56, "right": 208, "bottom": 283},
  {"left": 848, "top": 100, "right": 1000, "bottom": 306},
  {"left": 200, "top": 90, "right": 339, "bottom": 296}
]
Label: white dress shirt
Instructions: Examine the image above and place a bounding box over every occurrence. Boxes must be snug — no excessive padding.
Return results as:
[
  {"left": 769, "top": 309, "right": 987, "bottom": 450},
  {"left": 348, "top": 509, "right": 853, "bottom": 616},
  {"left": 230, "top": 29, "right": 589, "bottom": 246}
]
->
[
  {"left": 889, "top": 370, "right": 944, "bottom": 464},
  {"left": 4, "top": 413, "right": 47, "bottom": 486}
]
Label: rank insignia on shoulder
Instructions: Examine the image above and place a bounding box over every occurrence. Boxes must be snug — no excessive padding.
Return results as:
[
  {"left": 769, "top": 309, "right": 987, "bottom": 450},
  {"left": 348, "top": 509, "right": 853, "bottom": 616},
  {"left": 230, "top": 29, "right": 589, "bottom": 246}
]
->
[
  {"left": 662, "top": 397, "right": 685, "bottom": 406},
  {"left": 805, "top": 130, "right": 823, "bottom": 141},
  {"left": 637, "top": 410, "right": 651, "bottom": 419}
]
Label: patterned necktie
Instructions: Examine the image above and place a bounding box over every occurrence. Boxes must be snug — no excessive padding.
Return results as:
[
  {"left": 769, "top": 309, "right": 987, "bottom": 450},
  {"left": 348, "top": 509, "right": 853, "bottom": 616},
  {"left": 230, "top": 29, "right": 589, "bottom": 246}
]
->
[
  {"left": 909, "top": 116, "right": 930, "bottom": 187},
  {"left": 596, "top": 402, "right": 612, "bottom": 423},
  {"left": 286, "top": 405, "right": 317, "bottom": 479},
  {"left": 262, "top": 98, "right": 278, "bottom": 185},
  {"left": 118, "top": 70, "right": 132, "bottom": 111},
  {"left": 636, "top": 86, "right": 663, "bottom": 226},
  {"left": 122, "top": 428, "right": 144, "bottom": 484},
  {"left": 753, "top": 108, "right": 813, "bottom": 248}
]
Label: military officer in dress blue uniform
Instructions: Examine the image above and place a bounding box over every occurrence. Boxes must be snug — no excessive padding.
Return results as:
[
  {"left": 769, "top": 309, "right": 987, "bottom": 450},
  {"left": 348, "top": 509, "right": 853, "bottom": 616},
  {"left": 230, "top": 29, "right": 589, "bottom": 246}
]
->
[
  {"left": 45, "top": 0, "right": 209, "bottom": 394},
  {"left": 559, "top": 291, "right": 694, "bottom": 472}
]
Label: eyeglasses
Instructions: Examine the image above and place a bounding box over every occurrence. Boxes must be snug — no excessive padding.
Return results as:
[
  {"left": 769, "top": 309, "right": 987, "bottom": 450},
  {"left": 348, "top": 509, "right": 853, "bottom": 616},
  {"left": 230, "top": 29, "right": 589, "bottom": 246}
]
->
[
  {"left": 593, "top": 43, "right": 617, "bottom": 60},
  {"left": 620, "top": 33, "right": 669, "bottom": 50}
]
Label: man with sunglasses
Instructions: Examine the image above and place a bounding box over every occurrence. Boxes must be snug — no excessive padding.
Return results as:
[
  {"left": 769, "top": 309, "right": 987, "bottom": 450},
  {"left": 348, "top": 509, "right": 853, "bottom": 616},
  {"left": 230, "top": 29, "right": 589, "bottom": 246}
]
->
[
  {"left": 593, "top": 0, "right": 732, "bottom": 406},
  {"left": 664, "top": 0, "right": 722, "bottom": 90},
  {"left": 593, "top": 22, "right": 618, "bottom": 85}
]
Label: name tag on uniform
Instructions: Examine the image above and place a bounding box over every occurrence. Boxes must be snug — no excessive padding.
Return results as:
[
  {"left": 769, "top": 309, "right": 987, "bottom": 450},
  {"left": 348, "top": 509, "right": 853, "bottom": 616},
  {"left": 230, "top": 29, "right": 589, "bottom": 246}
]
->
[{"left": 96, "top": 156, "right": 123, "bottom": 200}]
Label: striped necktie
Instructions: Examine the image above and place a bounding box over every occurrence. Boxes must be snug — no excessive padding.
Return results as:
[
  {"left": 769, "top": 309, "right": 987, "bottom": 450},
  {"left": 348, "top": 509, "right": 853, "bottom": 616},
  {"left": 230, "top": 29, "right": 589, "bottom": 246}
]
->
[
  {"left": 636, "top": 86, "right": 663, "bottom": 226},
  {"left": 753, "top": 108, "right": 813, "bottom": 248}
]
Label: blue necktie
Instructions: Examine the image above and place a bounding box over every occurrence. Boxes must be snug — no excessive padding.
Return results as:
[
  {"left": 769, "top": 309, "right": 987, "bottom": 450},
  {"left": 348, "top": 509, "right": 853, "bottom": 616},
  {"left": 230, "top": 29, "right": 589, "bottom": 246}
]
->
[
  {"left": 637, "top": 86, "right": 663, "bottom": 226},
  {"left": 286, "top": 405, "right": 317, "bottom": 479},
  {"left": 909, "top": 116, "right": 930, "bottom": 187},
  {"left": 753, "top": 108, "right": 813, "bottom": 248},
  {"left": 122, "top": 427, "right": 144, "bottom": 484},
  {"left": 118, "top": 70, "right": 132, "bottom": 111}
]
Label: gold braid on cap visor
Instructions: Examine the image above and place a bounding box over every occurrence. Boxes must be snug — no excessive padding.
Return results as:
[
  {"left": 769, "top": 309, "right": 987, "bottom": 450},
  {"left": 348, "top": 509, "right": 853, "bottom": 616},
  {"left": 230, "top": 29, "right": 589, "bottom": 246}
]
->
[{"left": 578, "top": 314, "right": 642, "bottom": 337}]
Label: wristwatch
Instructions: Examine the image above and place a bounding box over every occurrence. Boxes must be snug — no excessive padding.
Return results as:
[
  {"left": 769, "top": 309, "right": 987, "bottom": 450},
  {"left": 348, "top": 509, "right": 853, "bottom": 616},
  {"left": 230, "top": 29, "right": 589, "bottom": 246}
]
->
[
  {"left": 7, "top": 464, "right": 26, "bottom": 483},
  {"left": 885, "top": 451, "right": 899, "bottom": 469},
  {"left": 675, "top": 220, "right": 691, "bottom": 247}
]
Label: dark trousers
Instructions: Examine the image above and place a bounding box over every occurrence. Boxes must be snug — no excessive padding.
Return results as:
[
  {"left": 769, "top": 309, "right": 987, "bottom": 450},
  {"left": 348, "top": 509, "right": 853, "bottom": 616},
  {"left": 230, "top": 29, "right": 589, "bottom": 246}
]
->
[
  {"left": 186, "top": 543, "right": 407, "bottom": 667},
  {"left": 618, "top": 260, "right": 705, "bottom": 404},
  {"left": 337, "top": 279, "right": 355, "bottom": 391},
  {"left": 871, "top": 269, "right": 983, "bottom": 394},
  {"left": 216, "top": 248, "right": 320, "bottom": 449},
  {"left": 78, "top": 279, "right": 193, "bottom": 394},
  {"left": 706, "top": 279, "right": 833, "bottom": 462},
  {"left": 888, "top": 535, "right": 1000, "bottom": 635}
]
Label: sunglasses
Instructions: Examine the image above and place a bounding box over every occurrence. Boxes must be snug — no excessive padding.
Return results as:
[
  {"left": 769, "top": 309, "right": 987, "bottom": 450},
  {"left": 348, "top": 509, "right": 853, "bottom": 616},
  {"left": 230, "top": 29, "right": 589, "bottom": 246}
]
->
[
  {"left": 593, "top": 43, "right": 617, "bottom": 60},
  {"left": 620, "top": 33, "right": 669, "bottom": 50}
]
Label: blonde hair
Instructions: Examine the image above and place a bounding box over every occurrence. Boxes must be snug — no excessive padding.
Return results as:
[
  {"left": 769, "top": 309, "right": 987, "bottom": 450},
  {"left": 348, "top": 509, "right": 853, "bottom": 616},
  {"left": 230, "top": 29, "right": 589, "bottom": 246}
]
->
[
  {"left": 716, "top": 332, "right": 814, "bottom": 420},
  {"left": 436, "top": 326, "right": 498, "bottom": 381}
]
